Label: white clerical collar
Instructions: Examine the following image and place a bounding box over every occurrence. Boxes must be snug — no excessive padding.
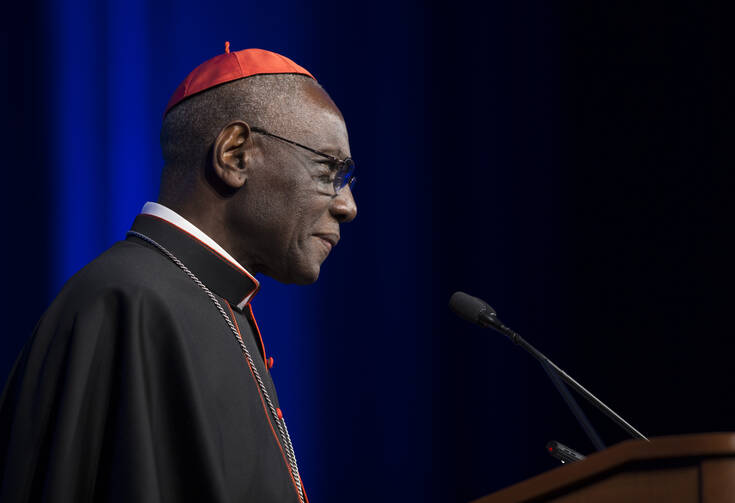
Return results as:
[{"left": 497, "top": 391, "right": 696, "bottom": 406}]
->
[{"left": 140, "top": 201, "right": 258, "bottom": 287}]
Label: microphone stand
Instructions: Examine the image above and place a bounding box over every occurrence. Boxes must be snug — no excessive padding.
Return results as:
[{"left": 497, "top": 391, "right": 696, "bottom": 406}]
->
[
  {"left": 541, "top": 360, "right": 606, "bottom": 451},
  {"left": 480, "top": 314, "right": 649, "bottom": 442}
]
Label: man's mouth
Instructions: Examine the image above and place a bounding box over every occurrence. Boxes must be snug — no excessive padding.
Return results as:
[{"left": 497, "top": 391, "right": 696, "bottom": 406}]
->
[{"left": 313, "top": 233, "right": 339, "bottom": 253}]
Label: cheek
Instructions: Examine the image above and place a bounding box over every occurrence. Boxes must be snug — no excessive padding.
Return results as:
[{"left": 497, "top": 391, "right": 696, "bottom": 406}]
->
[
  {"left": 290, "top": 199, "right": 323, "bottom": 246},
  {"left": 248, "top": 160, "right": 329, "bottom": 255},
  {"left": 284, "top": 197, "right": 330, "bottom": 250},
  {"left": 250, "top": 171, "right": 301, "bottom": 229},
  {"left": 259, "top": 188, "right": 316, "bottom": 257}
]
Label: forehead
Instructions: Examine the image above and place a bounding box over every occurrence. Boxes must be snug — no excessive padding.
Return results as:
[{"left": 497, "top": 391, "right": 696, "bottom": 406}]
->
[{"left": 279, "top": 82, "right": 350, "bottom": 157}]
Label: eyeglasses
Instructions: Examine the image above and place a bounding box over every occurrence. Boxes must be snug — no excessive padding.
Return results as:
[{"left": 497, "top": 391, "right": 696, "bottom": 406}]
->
[{"left": 250, "top": 127, "right": 356, "bottom": 195}]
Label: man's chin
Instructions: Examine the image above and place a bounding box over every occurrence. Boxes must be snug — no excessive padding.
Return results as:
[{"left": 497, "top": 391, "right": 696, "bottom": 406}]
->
[
  {"left": 270, "top": 264, "right": 321, "bottom": 285},
  {"left": 290, "top": 270, "right": 320, "bottom": 285}
]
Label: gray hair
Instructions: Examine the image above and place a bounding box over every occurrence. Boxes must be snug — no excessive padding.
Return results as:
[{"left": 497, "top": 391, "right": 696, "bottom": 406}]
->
[{"left": 159, "top": 73, "right": 322, "bottom": 196}]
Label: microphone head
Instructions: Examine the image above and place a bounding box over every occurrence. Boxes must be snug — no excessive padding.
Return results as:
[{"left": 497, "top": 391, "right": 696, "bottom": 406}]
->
[{"left": 449, "top": 291, "right": 497, "bottom": 326}]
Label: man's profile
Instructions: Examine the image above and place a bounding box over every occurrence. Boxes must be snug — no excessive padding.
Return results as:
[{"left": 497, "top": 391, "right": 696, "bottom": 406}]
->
[{"left": 0, "top": 47, "right": 356, "bottom": 502}]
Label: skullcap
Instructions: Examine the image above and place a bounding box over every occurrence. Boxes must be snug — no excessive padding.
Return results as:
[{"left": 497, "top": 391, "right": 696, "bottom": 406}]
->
[{"left": 164, "top": 46, "right": 315, "bottom": 116}]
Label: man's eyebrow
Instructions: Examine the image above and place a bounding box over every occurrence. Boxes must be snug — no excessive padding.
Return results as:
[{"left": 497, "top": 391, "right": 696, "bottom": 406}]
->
[{"left": 317, "top": 145, "right": 349, "bottom": 159}]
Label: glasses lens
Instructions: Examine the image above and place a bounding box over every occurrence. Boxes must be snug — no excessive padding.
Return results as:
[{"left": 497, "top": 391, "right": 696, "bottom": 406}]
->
[{"left": 334, "top": 159, "right": 355, "bottom": 191}]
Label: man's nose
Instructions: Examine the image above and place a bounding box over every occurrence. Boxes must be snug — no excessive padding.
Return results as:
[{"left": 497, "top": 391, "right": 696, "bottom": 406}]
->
[{"left": 329, "top": 186, "right": 357, "bottom": 223}]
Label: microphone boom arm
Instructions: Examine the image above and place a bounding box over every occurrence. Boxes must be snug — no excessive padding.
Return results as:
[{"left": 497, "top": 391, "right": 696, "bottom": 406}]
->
[{"left": 483, "top": 314, "right": 649, "bottom": 442}]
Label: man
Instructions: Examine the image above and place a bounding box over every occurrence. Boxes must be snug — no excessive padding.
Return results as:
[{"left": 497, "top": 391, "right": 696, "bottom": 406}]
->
[{"left": 0, "top": 47, "right": 356, "bottom": 502}]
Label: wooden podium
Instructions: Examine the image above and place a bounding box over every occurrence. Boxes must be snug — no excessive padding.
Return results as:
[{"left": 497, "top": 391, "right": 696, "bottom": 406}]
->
[{"left": 472, "top": 433, "right": 735, "bottom": 502}]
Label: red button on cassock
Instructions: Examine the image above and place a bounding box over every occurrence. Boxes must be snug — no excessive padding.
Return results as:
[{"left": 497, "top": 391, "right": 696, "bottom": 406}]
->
[
  {"left": 267, "top": 357, "right": 274, "bottom": 369},
  {"left": 276, "top": 407, "right": 283, "bottom": 419}
]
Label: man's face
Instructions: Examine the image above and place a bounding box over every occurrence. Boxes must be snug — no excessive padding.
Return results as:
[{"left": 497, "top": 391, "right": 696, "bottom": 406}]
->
[{"left": 228, "top": 83, "right": 357, "bottom": 284}]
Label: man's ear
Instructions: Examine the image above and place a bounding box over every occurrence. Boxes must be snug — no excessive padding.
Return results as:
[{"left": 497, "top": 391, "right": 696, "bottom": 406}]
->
[{"left": 211, "top": 121, "right": 254, "bottom": 189}]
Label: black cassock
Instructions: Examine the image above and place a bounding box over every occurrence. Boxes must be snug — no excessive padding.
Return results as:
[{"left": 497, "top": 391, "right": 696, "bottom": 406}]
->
[{"left": 0, "top": 214, "right": 305, "bottom": 503}]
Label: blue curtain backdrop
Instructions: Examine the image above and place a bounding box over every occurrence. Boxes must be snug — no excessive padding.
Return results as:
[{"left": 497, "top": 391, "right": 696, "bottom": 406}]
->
[{"left": 1, "top": 1, "right": 730, "bottom": 502}]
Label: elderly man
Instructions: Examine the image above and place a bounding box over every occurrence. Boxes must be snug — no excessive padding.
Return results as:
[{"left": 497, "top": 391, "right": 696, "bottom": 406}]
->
[{"left": 0, "top": 47, "right": 356, "bottom": 502}]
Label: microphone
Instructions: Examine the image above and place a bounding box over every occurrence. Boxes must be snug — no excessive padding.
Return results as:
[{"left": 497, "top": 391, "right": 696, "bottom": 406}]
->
[
  {"left": 449, "top": 291, "right": 648, "bottom": 442},
  {"left": 546, "top": 440, "right": 586, "bottom": 464},
  {"left": 449, "top": 291, "right": 499, "bottom": 328}
]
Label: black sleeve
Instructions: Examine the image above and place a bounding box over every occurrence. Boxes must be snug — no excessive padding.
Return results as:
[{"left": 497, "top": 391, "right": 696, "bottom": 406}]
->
[{"left": 0, "top": 285, "right": 230, "bottom": 503}]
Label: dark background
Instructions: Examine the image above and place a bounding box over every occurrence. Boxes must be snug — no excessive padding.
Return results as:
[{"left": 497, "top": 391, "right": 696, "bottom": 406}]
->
[{"left": 1, "top": 1, "right": 731, "bottom": 501}]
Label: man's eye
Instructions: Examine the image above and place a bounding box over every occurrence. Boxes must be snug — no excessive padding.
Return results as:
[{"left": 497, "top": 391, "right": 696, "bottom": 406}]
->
[{"left": 315, "top": 165, "right": 337, "bottom": 180}]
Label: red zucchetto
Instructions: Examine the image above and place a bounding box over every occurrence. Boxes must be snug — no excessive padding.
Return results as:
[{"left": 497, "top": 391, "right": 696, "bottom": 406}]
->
[{"left": 164, "top": 45, "right": 315, "bottom": 116}]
